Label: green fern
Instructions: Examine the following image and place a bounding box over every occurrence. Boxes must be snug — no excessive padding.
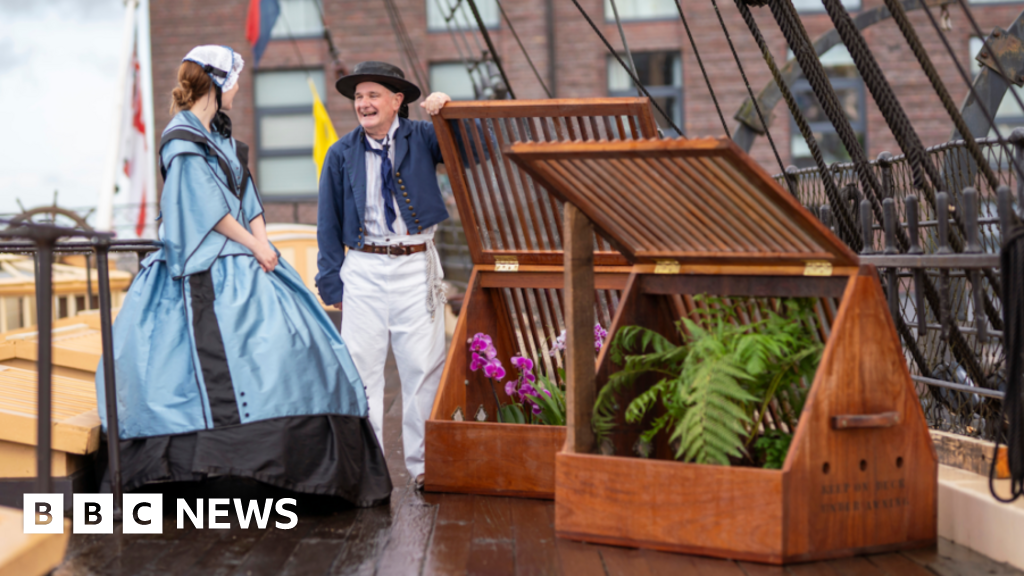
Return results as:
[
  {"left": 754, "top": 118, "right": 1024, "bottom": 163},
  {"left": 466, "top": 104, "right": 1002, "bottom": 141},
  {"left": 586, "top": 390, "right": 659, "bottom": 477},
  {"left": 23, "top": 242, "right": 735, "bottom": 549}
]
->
[{"left": 593, "top": 295, "right": 824, "bottom": 467}]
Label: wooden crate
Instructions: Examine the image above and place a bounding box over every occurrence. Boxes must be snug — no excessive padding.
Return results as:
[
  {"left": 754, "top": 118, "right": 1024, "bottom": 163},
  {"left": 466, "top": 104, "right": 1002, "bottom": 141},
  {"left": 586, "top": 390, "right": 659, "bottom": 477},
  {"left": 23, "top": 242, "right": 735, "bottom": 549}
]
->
[
  {"left": 424, "top": 99, "right": 658, "bottom": 498},
  {"left": 506, "top": 137, "right": 938, "bottom": 563}
]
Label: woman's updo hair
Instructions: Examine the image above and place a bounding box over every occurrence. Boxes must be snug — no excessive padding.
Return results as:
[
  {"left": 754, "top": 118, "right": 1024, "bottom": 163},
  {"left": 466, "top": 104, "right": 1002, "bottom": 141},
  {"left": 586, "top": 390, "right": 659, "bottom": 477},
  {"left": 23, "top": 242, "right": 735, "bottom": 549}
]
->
[{"left": 169, "top": 61, "right": 214, "bottom": 114}]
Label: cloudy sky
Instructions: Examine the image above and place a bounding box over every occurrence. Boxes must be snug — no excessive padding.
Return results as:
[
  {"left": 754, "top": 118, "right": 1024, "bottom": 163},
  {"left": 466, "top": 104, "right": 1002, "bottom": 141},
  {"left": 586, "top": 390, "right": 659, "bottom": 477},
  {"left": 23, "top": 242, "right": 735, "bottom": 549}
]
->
[{"left": 0, "top": 0, "right": 123, "bottom": 217}]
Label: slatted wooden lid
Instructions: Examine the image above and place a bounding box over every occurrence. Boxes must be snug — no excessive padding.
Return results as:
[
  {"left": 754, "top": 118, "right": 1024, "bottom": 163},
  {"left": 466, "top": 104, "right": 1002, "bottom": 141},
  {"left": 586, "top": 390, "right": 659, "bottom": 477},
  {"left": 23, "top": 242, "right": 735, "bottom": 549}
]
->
[
  {"left": 432, "top": 98, "right": 661, "bottom": 267},
  {"left": 505, "top": 138, "right": 859, "bottom": 267}
]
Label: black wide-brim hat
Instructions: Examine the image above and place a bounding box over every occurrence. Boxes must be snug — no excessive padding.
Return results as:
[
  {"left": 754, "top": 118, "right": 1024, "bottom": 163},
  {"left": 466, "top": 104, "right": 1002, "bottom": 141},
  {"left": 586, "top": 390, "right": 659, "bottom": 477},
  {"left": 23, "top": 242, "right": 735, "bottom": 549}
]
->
[{"left": 335, "top": 61, "right": 422, "bottom": 103}]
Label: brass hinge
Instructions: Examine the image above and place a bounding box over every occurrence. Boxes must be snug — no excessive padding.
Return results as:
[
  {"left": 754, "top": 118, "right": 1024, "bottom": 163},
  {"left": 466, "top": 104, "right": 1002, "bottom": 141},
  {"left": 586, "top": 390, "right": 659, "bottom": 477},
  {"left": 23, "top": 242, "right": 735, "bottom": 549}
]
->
[
  {"left": 654, "top": 260, "right": 681, "bottom": 274},
  {"left": 494, "top": 255, "right": 519, "bottom": 272},
  {"left": 803, "top": 260, "right": 833, "bottom": 276}
]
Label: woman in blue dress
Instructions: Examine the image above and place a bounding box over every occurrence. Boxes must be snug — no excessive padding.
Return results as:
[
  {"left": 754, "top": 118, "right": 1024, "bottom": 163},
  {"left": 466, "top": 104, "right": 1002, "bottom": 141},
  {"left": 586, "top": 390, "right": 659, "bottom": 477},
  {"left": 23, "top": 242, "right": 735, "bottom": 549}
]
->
[{"left": 96, "top": 46, "right": 391, "bottom": 506}]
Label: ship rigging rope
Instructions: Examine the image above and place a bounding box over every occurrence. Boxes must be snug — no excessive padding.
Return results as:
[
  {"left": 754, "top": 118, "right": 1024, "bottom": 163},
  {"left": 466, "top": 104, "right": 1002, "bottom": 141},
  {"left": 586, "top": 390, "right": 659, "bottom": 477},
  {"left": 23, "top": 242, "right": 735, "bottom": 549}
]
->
[
  {"left": 992, "top": 225, "right": 1024, "bottom": 503},
  {"left": 915, "top": 0, "right": 1024, "bottom": 187},
  {"left": 465, "top": 0, "right": 516, "bottom": 99},
  {"left": 956, "top": 0, "right": 1024, "bottom": 149},
  {"left": 732, "top": 0, "right": 858, "bottom": 245},
  {"left": 760, "top": 0, "right": 989, "bottom": 388},
  {"left": 382, "top": 0, "right": 431, "bottom": 96},
  {"left": 569, "top": 0, "right": 684, "bottom": 135},
  {"left": 494, "top": 0, "right": 552, "bottom": 97},
  {"left": 674, "top": 0, "right": 730, "bottom": 136},
  {"left": 817, "top": 0, "right": 1004, "bottom": 334},
  {"left": 880, "top": 0, "right": 1002, "bottom": 191},
  {"left": 764, "top": 0, "right": 887, "bottom": 217},
  {"left": 710, "top": 0, "right": 789, "bottom": 184}
]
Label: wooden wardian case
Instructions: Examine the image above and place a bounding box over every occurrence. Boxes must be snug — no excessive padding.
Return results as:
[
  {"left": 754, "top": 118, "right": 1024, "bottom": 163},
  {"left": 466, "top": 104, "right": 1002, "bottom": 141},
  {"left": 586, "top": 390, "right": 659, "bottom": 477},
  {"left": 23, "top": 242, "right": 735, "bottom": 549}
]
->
[
  {"left": 506, "top": 137, "right": 938, "bottom": 563},
  {"left": 424, "top": 99, "right": 658, "bottom": 498}
]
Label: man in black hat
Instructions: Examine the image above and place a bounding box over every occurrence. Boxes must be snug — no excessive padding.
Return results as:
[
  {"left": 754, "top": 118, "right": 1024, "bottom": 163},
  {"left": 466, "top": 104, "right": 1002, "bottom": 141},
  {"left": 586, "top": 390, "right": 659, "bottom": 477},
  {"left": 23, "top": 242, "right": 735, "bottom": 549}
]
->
[{"left": 315, "top": 61, "right": 452, "bottom": 490}]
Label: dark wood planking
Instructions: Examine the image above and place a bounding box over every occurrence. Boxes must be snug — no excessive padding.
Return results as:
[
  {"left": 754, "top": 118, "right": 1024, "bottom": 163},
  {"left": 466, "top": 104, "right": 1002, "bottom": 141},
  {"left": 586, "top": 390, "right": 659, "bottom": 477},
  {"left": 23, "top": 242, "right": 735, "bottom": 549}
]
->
[
  {"left": 556, "top": 539, "right": 609, "bottom": 576},
  {"left": 786, "top": 563, "right": 843, "bottom": 576},
  {"left": 601, "top": 547, "right": 656, "bottom": 576},
  {"left": 98, "top": 540, "right": 167, "bottom": 576},
  {"left": 232, "top": 520, "right": 319, "bottom": 576},
  {"left": 465, "top": 496, "right": 515, "bottom": 576},
  {"left": 279, "top": 538, "right": 348, "bottom": 576},
  {"left": 641, "top": 549, "right": 701, "bottom": 576},
  {"left": 510, "top": 498, "right": 561, "bottom": 576},
  {"left": 422, "top": 493, "right": 475, "bottom": 576},
  {"left": 738, "top": 561, "right": 789, "bottom": 576},
  {"left": 689, "top": 556, "right": 750, "bottom": 575},
  {"left": 864, "top": 553, "right": 935, "bottom": 576},
  {"left": 564, "top": 204, "right": 596, "bottom": 454},
  {"left": 375, "top": 492, "right": 438, "bottom": 576},
  {"left": 825, "top": 557, "right": 892, "bottom": 576}
]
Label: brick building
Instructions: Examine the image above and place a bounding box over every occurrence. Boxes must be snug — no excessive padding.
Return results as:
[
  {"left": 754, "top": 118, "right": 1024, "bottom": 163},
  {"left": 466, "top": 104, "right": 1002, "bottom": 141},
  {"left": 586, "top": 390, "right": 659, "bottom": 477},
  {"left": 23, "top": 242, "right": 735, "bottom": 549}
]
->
[{"left": 150, "top": 0, "right": 1024, "bottom": 224}]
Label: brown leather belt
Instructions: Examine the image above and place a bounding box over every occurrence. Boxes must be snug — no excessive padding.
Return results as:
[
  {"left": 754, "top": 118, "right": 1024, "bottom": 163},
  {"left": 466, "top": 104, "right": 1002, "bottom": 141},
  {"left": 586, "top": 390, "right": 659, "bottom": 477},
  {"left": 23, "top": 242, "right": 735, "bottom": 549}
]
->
[{"left": 359, "top": 243, "right": 428, "bottom": 256}]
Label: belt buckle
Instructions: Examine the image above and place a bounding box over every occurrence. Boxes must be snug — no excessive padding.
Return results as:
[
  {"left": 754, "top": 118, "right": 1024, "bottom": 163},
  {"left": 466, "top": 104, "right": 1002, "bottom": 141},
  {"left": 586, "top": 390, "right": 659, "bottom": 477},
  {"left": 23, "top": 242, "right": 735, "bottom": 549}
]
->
[{"left": 387, "top": 244, "right": 402, "bottom": 258}]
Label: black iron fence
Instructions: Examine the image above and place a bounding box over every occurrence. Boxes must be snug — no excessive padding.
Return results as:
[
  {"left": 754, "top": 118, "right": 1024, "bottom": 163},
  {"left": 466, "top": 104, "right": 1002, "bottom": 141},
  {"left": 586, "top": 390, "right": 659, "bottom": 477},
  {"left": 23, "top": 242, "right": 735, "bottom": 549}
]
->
[
  {"left": 0, "top": 221, "right": 158, "bottom": 516},
  {"left": 776, "top": 134, "right": 1022, "bottom": 440}
]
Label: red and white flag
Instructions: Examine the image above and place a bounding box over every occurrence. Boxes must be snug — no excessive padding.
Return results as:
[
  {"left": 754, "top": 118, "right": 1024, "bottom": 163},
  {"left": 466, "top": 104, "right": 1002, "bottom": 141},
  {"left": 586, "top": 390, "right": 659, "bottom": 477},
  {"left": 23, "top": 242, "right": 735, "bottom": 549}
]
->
[{"left": 118, "top": 53, "right": 155, "bottom": 238}]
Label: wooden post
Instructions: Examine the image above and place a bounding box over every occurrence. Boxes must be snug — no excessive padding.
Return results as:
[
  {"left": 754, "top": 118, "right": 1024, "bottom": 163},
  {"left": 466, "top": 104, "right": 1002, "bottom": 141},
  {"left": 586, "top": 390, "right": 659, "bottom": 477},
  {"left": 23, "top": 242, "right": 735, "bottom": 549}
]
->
[{"left": 564, "top": 204, "right": 596, "bottom": 454}]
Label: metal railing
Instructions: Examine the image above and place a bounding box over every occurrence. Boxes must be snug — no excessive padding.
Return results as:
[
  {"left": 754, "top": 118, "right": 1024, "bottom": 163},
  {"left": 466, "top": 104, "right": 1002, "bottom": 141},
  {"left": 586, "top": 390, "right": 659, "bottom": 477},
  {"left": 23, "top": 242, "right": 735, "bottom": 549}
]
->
[
  {"left": 776, "top": 135, "right": 1021, "bottom": 439},
  {"left": 0, "top": 220, "right": 159, "bottom": 517}
]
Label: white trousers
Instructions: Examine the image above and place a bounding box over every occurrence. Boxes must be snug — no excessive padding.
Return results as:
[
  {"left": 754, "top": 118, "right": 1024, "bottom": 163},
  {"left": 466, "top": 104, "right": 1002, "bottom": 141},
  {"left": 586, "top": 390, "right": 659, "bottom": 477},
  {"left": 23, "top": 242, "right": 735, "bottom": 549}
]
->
[{"left": 340, "top": 249, "right": 446, "bottom": 478}]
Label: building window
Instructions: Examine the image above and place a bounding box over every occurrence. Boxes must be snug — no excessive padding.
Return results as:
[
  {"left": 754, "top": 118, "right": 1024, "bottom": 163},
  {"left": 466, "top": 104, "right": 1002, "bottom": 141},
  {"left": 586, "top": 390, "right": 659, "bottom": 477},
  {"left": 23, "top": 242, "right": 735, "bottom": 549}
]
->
[
  {"left": 254, "top": 69, "right": 326, "bottom": 199},
  {"left": 604, "top": 0, "right": 677, "bottom": 21},
  {"left": 970, "top": 37, "right": 1024, "bottom": 134},
  {"left": 427, "top": 0, "right": 498, "bottom": 31},
  {"left": 270, "top": 0, "right": 322, "bottom": 38},
  {"left": 789, "top": 45, "right": 866, "bottom": 168},
  {"left": 790, "top": 0, "right": 860, "bottom": 13},
  {"left": 608, "top": 51, "right": 683, "bottom": 136},
  {"left": 430, "top": 62, "right": 478, "bottom": 100}
]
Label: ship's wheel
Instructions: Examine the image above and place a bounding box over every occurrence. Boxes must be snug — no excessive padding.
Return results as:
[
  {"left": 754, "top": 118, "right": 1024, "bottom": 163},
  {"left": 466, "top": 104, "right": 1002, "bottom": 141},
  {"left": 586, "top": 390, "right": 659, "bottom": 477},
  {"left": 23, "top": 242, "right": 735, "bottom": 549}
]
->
[{"left": 6, "top": 193, "right": 94, "bottom": 234}]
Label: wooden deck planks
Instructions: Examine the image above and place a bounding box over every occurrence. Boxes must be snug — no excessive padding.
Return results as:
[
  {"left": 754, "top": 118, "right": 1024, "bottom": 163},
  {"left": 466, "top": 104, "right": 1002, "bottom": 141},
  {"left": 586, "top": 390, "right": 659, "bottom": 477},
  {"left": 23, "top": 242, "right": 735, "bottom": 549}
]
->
[{"left": 52, "top": 348, "right": 1024, "bottom": 576}]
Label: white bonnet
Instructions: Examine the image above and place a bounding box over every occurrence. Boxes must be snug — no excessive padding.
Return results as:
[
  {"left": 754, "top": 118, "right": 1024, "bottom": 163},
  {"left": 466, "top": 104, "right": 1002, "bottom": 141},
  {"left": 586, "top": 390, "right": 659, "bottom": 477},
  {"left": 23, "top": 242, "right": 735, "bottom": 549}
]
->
[{"left": 183, "top": 45, "right": 245, "bottom": 92}]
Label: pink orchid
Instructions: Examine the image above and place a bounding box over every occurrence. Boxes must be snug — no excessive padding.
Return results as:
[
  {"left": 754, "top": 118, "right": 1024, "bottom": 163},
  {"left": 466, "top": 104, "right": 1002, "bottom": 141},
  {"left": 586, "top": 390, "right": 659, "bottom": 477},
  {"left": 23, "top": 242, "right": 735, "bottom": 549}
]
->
[
  {"left": 504, "top": 380, "right": 517, "bottom": 397},
  {"left": 469, "top": 352, "right": 487, "bottom": 372},
  {"left": 531, "top": 403, "right": 542, "bottom": 416},
  {"left": 484, "top": 358, "right": 506, "bottom": 380},
  {"left": 484, "top": 344, "right": 498, "bottom": 360},
  {"left": 511, "top": 356, "right": 534, "bottom": 372},
  {"left": 469, "top": 333, "right": 492, "bottom": 353}
]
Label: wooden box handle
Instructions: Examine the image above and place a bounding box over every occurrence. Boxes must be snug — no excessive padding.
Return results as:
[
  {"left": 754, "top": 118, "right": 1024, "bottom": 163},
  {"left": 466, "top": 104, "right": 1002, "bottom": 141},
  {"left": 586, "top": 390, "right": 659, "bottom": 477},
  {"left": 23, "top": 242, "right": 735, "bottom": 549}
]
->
[{"left": 831, "top": 411, "right": 901, "bottom": 430}]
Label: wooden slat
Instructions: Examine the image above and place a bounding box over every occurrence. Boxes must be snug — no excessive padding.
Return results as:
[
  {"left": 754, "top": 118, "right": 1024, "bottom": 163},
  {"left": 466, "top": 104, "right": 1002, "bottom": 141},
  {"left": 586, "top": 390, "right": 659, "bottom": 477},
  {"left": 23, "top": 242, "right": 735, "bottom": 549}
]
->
[
  {"left": 564, "top": 205, "right": 595, "bottom": 455},
  {"left": 433, "top": 99, "right": 654, "bottom": 267},
  {"left": 555, "top": 451, "right": 785, "bottom": 564},
  {"left": 505, "top": 138, "right": 859, "bottom": 267}
]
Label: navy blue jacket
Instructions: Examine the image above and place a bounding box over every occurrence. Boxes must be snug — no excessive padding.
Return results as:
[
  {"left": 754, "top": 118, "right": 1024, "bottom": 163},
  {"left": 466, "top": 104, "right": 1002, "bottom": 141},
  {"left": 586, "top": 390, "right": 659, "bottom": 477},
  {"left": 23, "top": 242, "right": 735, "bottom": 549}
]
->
[{"left": 315, "top": 117, "right": 450, "bottom": 305}]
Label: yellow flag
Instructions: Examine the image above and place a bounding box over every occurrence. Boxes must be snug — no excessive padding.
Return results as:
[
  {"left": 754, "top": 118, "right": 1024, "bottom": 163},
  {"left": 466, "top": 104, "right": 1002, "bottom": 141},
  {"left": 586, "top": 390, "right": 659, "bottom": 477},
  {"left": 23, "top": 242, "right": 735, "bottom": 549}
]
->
[{"left": 310, "top": 79, "right": 339, "bottom": 181}]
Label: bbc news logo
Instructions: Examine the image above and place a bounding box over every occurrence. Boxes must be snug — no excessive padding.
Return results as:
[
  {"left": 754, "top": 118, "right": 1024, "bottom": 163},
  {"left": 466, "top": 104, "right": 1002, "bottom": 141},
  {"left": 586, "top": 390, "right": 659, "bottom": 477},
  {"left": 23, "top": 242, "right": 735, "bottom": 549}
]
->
[{"left": 23, "top": 494, "right": 298, "bottom": 534}]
